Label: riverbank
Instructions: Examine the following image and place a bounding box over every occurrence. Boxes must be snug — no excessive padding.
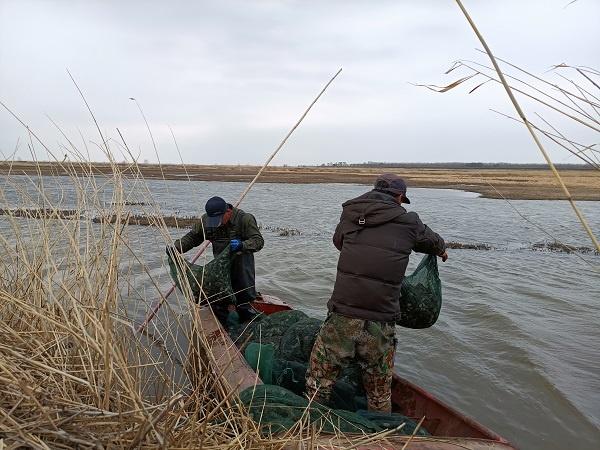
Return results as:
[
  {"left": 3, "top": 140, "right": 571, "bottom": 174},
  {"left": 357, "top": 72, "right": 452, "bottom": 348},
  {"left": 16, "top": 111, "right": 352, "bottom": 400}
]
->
[{"left": 1, "top": 161, "right": 599, "bottom": 200}]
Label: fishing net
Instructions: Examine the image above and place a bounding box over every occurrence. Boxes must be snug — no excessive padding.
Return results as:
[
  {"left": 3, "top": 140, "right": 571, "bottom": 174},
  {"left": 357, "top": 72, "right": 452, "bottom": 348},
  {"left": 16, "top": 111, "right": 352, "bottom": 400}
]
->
[
  {"left": 244, "top": 343, "right": 275, "bottom": 384},
  {"left": 239, "top": 384, "right": 376, "bottom": 434},
  {"left": 278, "top": 316, "right": 322, "bottom": 363},
  {"left": 237, "top": 310, "right": 429, "bottom": 436},
  {"left": 232, "top": 309, "right": 307, "bottom": 349},
  {"left": 398, "top": 254, "right": 442, "bottom": 329},
  {"left": 270, "top": 358, "right": 366, "bottom": 412},
  {"left": 239, "top": 384, "right": 428, "bottom": 436},
  {"left": 167, "top": 248, "right": 236, "bottom": 304}
]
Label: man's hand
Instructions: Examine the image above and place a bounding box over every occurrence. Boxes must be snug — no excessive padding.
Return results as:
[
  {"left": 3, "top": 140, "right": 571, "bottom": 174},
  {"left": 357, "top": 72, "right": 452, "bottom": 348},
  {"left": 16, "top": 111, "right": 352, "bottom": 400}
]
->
[
  {"left": 230, "top": 239, "right": 243, "bottom": 252},
  {"left": 439, "top": 250, "right": 448, "bottom": 262}
]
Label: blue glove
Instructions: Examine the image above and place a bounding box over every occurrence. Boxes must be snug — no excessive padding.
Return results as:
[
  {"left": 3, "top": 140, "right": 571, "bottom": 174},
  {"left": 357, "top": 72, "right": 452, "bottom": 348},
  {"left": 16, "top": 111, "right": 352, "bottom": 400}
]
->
[{"left": 230, "top": 239, "right": 243, "bottom": 252}]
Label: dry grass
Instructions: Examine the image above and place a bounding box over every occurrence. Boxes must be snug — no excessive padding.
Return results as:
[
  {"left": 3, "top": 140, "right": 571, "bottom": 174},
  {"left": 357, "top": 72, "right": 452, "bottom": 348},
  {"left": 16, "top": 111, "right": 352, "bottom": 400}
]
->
[
  {"left": 418, "top": 9, "right": 600, "bottom": 250},
  {"left": 0, "top": 160, "right": 275, "bottom": 449}
]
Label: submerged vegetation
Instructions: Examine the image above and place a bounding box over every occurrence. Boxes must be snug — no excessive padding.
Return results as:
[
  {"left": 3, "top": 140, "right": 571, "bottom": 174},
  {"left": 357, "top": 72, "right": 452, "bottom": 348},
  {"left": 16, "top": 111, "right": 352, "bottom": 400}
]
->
[
  {"left": 2, "top": 208, "right": 595, "bottom": 254},
  {"left": 0, "top": 207, "right": 80, "bottom": 220},
  {"left": 531, "top": 241, "right": 600, "bottom": 255},
  {"left": 259, "top": 224, "right": 303, "bottom": 237},
  {"left": 445, "top": 242, "right": 494, "bottom": 251}
]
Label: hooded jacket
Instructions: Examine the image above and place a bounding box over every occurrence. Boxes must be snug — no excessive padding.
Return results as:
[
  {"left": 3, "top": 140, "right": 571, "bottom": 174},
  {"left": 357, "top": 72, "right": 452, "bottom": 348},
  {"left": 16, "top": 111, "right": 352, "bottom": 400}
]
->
[
  {"left": 328, "top": 190, "right": 445, "bottom": 323},
  {"left": 173, "top": 206, "right": 264, "bottom": 304}
]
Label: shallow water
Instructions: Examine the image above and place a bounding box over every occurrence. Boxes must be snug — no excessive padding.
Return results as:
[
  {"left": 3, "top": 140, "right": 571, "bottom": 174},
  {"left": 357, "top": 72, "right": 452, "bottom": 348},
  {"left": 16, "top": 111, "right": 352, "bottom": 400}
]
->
[{"left": 1, "top": 175, "right": 599, "bottom": 450}]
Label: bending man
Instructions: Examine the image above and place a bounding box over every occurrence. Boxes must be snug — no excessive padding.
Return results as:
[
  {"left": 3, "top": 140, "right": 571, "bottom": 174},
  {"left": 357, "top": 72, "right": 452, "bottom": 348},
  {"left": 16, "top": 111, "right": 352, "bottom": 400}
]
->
[{"left": 170, "top": 196, "right": 264, "bottom": 325}]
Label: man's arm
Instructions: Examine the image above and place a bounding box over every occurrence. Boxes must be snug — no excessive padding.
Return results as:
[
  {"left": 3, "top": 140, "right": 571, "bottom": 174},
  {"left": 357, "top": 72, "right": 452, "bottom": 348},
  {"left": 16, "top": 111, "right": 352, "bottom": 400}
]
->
[
  {"left": 173, "top": 220, "right": 206, "bottom": 253},
  {"left": 240, "top": 214, "right": 264, "bottom": 252},
  {"left": 413, "top": 214, "right": 446, "bottom": 257},
  {"left": 332, "top": 221, "right": 344, "bottom": 251}
]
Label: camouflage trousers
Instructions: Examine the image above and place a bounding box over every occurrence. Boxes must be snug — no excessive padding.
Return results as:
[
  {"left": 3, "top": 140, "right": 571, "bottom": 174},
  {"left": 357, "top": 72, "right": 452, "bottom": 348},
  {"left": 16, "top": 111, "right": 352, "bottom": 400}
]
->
[{"left": 306, "top": 312, "right": 397, "bottom": 413}]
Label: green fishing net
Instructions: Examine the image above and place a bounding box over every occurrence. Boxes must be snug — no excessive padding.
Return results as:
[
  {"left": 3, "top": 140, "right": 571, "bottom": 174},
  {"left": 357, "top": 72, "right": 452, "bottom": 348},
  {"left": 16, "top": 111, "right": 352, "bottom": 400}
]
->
[
  {"left": 278, "top": 316, "right": 322, "bottom": 363},
  {"left": 398, "top": 254, "right": 442, "bottom": 329},
  {"left": 270, "top": 358, "right": 365, "bottom": 412},
  {"left": 238, "top": 384, "right": 374, "bottom": 434},
  {"left": 232, "top": 309, "right": 307, "bottom": 349},
  {"left": 237, "top": 311, "right": 429, "bottom": 436},
  {"left": 239, "top": 384, "right": 427, "bottom": 436},
  {"left": 167, "top": 248, "right": 236, "bottom": 304},
  {"left": 244, "top": 342, "right": 275, "bottom": 384}
]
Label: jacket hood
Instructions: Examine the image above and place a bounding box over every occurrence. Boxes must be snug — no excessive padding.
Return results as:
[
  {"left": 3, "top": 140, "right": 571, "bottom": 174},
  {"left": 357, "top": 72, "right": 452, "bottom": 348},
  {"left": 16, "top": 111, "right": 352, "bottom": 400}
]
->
[{"left": 341, "top": 190, "right": 406, "bottom": 227}]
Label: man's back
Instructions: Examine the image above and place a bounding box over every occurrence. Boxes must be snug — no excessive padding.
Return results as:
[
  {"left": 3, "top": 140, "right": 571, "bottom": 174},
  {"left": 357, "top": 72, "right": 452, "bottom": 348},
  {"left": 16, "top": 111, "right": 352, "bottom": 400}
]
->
[
  {"left": 307, "top": 176, "right": 447, "bottom": 413},
  {"left": 328, "top": 190, "right": 445, "bottom": 323}
]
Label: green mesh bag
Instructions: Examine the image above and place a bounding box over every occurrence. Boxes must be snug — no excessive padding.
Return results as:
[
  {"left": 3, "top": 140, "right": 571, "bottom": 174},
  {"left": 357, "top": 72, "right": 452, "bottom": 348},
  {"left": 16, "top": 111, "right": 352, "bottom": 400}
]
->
[
  {"left": 168, "top": 248, "right": 235, "bottom": 304},
  {"left": 272, "top": 359, "right": 308, "bottom": 395},
  {"left": 398, "top": 254, "right": 442, "bottom": 329},
  {"left": 270, "top": 358, "right": 363, "bottom": 412},
  {"left": 244, "top": 342, "right": 275, "bottom": 384},
  {"left": 234, "top": 312, "right": 432, "bottom": 435}
]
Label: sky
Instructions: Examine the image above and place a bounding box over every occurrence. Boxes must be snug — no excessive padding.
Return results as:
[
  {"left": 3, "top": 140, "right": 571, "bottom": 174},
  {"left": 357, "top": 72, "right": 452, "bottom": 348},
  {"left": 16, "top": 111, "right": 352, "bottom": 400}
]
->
[{"left": 0, "top": 0, "right": 598, "bottom": 165}]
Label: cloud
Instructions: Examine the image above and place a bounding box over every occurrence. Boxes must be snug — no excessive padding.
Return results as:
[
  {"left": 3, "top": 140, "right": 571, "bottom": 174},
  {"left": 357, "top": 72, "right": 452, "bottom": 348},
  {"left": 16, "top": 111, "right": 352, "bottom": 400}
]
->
[{"left": 1, "top": 0, "right": 598, "bottom": 164}]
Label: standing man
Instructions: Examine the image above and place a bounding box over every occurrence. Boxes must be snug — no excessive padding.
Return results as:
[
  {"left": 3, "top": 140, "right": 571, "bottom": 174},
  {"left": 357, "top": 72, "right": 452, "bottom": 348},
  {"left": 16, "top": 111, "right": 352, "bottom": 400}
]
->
[
  {"left": 306, "top": 174, "right": 448, "bottom": 413},
  {"left": 169, "top": 196, "right": 264, "bottom": 324}
]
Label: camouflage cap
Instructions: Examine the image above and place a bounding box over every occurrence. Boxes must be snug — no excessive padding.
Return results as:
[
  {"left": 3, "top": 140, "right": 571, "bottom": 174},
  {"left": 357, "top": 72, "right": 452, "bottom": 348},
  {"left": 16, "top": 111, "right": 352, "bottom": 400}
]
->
[{"left": 374, "top": 173, "right": 411, "bottom": 204}]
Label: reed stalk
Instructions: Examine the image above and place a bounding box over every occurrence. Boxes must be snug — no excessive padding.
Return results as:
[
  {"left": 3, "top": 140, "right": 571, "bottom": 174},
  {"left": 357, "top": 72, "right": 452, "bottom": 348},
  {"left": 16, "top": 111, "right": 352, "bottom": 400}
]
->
[
  {"left": 0, "top": 87, "right": 411, "bottom": 448},
  {"left": 136, "top": 68, "right": 343, "bottom": 333},
  {"left": 452, "top": 0, "right": 600, "bottom": 252}
]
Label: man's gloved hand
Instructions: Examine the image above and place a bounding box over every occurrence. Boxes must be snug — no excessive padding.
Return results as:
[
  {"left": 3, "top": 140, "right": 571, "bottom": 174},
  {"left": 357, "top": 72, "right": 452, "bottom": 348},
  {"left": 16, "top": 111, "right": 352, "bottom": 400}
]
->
[
  {"left": 439, "top": 250, "right": 448, "bottom": 262},
  {"left": 230, "top": 239, "right": 243, "bottom": 252}
]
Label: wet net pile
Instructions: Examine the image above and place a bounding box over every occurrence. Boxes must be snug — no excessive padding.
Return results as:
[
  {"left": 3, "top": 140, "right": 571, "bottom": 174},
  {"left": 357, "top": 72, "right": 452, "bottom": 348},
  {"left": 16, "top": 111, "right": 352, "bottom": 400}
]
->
[{"left": 232, "top": 310, "right": 428, "bottom": 436}]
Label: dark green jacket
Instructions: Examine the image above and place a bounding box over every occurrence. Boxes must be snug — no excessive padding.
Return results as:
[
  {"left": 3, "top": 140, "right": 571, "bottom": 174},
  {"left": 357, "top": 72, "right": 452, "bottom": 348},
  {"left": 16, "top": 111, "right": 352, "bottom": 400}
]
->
[{"left": 173, "top": 206, "right": 264, "bottom": 303}]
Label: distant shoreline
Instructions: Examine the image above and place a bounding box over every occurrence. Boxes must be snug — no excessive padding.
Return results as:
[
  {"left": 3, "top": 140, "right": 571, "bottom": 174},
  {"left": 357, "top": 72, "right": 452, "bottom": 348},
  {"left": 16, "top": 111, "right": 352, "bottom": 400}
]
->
[{"left": 1, "top": 161, "right": 599, "bottom": 201}]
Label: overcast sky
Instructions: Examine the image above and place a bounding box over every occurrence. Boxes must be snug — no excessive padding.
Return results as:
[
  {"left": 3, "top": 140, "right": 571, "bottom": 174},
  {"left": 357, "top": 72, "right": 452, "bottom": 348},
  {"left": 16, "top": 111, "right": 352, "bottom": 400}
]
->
[{"left": 0, "top": 0, "right": 598, "bottom": 165}]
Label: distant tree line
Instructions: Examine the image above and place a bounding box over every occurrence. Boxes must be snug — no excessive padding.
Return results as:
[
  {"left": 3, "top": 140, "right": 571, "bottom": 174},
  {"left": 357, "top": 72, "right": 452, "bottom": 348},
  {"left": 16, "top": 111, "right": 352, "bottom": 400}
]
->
[{"left": 312, "top": 161, "right": 592, "bottom": 170}]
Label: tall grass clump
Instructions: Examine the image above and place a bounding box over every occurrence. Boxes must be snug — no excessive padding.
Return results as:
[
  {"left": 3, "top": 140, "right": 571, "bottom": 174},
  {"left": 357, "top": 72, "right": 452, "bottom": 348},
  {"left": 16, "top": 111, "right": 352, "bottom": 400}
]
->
[
  {"left": 0, "top": 155, "right": 273, "bottom": 449},
  {"left": 0, "top": 68, "right": 405, "bottom": 448}
]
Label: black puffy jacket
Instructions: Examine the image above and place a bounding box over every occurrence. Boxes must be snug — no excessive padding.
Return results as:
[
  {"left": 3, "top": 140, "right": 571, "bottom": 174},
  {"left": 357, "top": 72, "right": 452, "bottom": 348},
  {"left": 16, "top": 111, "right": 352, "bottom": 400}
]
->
[{"left": 328, "top": 190, "right": 445, "bottom": 323}]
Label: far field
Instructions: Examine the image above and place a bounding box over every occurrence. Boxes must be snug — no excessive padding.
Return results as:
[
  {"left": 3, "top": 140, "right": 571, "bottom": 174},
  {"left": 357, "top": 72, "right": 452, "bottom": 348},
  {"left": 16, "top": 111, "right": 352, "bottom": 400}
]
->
[{"left": 1, "top": 161, "right": 599, "bottom": 201}]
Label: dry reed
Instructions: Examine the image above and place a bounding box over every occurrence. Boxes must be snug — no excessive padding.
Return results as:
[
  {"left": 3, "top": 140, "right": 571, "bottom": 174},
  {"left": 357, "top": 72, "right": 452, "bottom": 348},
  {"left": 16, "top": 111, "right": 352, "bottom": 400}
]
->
[
  {"left": 418, "top": 1, "right": 600, "bottom": 252},
  {"left": 0, "top": 153, "right": 283, "bottom": 448}
]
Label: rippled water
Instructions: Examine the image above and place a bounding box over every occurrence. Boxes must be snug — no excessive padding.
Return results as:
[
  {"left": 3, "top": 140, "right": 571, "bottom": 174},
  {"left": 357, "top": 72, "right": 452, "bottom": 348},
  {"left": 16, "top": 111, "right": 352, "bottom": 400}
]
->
[{"left": 1, "top": 175, "right": 599, "bottom": 450}]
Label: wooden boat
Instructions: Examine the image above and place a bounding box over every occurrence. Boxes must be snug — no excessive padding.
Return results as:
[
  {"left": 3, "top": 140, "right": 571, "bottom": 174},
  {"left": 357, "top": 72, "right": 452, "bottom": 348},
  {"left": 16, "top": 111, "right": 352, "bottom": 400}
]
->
[{"left": 199, "top": 293, "right": 518, "bottom": 449}]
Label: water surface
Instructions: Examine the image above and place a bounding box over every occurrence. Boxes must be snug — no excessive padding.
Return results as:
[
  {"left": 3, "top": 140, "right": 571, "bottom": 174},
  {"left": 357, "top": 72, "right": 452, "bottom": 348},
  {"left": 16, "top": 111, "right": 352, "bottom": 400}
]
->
[{"left": 1, "top": 176, "right": 599, "bottom": 450}]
